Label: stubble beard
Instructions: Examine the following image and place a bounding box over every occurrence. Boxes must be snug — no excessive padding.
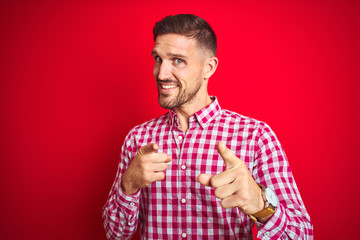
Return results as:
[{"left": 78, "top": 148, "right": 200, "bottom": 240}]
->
[{"left": 158, "top": 80, "right": 201, "bottom": 110}]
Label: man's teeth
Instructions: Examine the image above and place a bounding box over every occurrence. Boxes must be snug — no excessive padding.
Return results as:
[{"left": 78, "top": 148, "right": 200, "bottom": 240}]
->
[{"left": 162, "top": 85, "right": 177, "bottom": 89}]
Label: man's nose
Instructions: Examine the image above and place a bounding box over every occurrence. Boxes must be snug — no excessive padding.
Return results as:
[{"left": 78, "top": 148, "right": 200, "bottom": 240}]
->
[{"left": 157, "top": 62, "right": 172, "bottom": 80}]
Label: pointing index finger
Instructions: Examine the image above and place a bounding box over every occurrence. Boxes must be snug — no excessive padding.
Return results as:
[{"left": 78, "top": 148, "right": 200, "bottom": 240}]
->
[
  {"left": 137, "top": 143, "right": 159, "bottom": 156},
  {"left": 217, "top": 142, "right": 243, "bottom": 170}
]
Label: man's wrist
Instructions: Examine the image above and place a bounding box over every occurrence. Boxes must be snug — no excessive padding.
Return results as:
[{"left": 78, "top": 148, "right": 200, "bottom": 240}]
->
[
  {"left": 249, "top": 184, "right": 278, "bottom": 223},
  {"left": 121, "top": 176, "right": 139, "bottom": 195}
]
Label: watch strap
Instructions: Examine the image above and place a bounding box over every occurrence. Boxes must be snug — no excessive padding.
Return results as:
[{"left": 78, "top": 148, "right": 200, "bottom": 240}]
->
[{"left": 250, "top": 206, "right": 276, "bottom": 221}]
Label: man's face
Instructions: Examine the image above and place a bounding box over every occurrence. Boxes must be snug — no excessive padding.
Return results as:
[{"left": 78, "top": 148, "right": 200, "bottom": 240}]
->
[{"left": 151, "top": 33, "right": 207, "bottom": 109}]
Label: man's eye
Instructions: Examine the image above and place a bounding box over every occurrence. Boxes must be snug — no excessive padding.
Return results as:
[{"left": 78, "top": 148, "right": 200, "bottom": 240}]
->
[
  {"left": 155, "top": 56, "right": 162, "bottom": 63},
  {"left": 174, "top": 58, "right": 183, "bottom": 64}
]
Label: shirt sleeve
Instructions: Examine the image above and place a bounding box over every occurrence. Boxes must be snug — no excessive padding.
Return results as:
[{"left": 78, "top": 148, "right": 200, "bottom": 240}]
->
[
  {"left": 102, "top": 131, "right": 141, "bottom": 240},
  {"left": 252, "top": 123, "right": 313, "bottom": 239}
]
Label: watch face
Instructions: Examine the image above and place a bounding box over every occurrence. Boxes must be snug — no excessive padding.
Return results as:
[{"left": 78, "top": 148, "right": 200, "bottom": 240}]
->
[{"left": 265, "top": 187, "right": 279, "bottom": 207}]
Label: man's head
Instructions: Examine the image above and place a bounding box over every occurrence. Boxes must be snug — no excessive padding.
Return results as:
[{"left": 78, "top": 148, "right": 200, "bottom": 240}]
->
[
  {"left": 152, "top": 14, "right": 218, "bottom": 110},
  {"left": 153, "top": 14, "right": 217, "bottom": 57}
]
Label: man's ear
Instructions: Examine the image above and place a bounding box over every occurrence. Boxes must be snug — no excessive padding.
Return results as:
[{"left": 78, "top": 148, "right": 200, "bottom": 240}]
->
[{"left": 204, "top": 57, "right": 219, "bottom": 80}]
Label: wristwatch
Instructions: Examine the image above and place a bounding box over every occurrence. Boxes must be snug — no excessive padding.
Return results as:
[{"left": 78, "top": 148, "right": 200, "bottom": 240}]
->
[{"left": 249, "top": 184, "right": 279, "bottom": 221}]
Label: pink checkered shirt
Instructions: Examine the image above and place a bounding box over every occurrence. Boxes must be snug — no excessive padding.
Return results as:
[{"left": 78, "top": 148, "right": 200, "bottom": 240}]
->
[{"left": 102, "top": 97, "right": 313, "bottom": 239}]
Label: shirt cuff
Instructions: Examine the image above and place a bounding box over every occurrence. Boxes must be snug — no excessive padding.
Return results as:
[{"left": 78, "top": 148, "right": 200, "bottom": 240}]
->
[
  {"left": 115, "top": 180, "right": 141, "bottom": 226},
  {"left": 256, "top": 204, "right": 287, "bottom": 239}
]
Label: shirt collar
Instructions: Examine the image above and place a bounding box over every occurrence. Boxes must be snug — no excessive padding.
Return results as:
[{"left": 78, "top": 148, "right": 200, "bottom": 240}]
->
[{"left": 168, "top": 96, "right": 221, "bottom": 129}]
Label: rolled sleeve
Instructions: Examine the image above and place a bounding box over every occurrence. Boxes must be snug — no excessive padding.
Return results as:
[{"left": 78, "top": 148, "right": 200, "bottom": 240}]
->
[
  {"left": 115, "top": 180, "right": 141, "bottom": 227},
  {"left": 253, "top": 123, "right": 313, "bottom": 239},
  {"left": 102, "top": 131, "right": 141, "bottom": 240},
  {"left": 256, "top": 205, "right": 288, "bottom": 239}
]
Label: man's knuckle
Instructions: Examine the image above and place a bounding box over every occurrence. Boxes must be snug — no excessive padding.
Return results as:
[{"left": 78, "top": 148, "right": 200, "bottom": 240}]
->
[
  {"left": 240, "top": 167, "right": 248, "bottom": 174},
  {"left": 210, "top": 177, "right": 218, "bottom": 188},
  {"left": 154, "top": 172, "right": 165, "bottom": 181},
  {"left": 158, "top": 172, "right": 165, "bottom": 180},
  {"left": 214, "top": 188, "right": 223, "bottom": 199},
  {"left": 237, "top": 190, "right": 250, "bottom": 202},
  {"left": 221, "top": 199, "right": 233, "bottom": 209},
  {"left": 139, "top": 157, "right": 149, "bottom": 164},
  {"left": 143, "top": 173, "right": 152, "bottom": 183},
  {"left": 162, "top": 163, "right": 168, "bottom": 170}
]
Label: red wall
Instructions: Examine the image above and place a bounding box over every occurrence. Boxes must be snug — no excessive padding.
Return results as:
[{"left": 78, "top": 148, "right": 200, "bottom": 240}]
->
[{"left": 1, "top": 1, "right": 359, "bottom": 239}]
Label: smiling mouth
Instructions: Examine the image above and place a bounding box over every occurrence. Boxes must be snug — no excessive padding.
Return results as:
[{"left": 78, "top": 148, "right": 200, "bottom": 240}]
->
[
  {"left": 160, "top": 84, "right": 177, "bottom": 89},
  {"left": 157, "top": 80, "right": 179, "bottom": 91}
]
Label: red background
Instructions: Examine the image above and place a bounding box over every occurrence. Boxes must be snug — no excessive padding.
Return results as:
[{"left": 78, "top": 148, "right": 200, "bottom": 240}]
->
[{"left": 1, "top": 0, "right": 359, "bottom": 239}]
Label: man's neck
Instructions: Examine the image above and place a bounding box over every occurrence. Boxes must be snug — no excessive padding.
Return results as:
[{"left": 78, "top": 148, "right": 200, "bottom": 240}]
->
[{"left": 173, "top": 94, "right": 212, "bottom": 133}]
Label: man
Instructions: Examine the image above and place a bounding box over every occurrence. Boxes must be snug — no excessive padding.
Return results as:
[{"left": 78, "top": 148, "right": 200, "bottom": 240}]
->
[{"left": 102, "top": 14, "right": 313, "bottom": 239}]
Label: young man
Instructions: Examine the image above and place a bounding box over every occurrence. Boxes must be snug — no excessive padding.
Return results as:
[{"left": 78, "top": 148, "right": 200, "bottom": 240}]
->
[{"left": 102, "top": 14, "right": 313, "bottom": 239}]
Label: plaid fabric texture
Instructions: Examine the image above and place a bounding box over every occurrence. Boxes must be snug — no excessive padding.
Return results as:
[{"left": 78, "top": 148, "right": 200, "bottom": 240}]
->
[{"left": 102, "top": 97, "right": 313, "bottom": 239}]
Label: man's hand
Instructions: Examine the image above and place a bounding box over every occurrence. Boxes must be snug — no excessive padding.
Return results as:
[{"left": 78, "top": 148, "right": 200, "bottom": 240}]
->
[
  {"left": 198, "top": 142, "right": 264, "bottom": 216},
  {"left": 121, "top": 143, "right": 172, "bottom": 195}
]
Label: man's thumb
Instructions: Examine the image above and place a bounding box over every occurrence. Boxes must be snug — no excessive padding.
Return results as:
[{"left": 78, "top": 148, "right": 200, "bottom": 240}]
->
[{"left": 198, "top": 174, "right": 213, "bottom": 187}]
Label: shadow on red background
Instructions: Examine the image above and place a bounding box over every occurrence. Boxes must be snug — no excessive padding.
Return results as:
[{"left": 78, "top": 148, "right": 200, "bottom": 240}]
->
[{"left": 1, "top": 0, "right": 359, "bottom": 239}]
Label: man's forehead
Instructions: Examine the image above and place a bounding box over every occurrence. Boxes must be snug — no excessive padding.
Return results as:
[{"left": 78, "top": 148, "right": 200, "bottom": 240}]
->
[{"left": 152, "top": 33, "right": 197, "bottom": 55}]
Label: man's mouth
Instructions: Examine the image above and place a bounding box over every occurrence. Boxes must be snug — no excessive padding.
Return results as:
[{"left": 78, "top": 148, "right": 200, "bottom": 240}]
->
[
  {"left": 160, "top": 84, "right": 177, "bottom": 89},
  {"left": 157, "top": 80, "right": 179, "bottom": 92}
]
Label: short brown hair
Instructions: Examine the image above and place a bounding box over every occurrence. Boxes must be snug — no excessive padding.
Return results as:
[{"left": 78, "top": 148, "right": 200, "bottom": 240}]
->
[{"left": 153, "top": 14, "right": 217, "bottom": 56}]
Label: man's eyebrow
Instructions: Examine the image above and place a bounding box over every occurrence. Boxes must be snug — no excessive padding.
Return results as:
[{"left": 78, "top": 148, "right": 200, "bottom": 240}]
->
[
  {"left": 168, "top": 53, "right": 187, "bottom": 59},
  {"left": 151, "top": 50, "right": 187, "bottom": 59}
]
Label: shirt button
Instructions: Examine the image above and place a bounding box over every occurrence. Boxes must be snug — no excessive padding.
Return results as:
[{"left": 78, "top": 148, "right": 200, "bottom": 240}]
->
[
  {"left": 181, "top": 198, "right": 186, "bottom": 204},
  {"left": 178, "top": 135, "right": 183, "bottom": 140},
  {"left": 181, "top": 165, "right": 186, "bottom": 170},
  {"left": 264, "top": 232, "right": 270, "bottom": 237},
  {"left": 181, "top": 233, "right": 187, "bottom": 238}
]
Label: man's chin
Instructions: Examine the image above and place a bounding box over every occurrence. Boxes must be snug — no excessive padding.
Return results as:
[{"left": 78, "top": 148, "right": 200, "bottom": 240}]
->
[
  {"left": 158, "top": 100, "right": 174, "bottom": 109},
  {"left": 158, "top": 96, "right": 176, "bottom": 109}
]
